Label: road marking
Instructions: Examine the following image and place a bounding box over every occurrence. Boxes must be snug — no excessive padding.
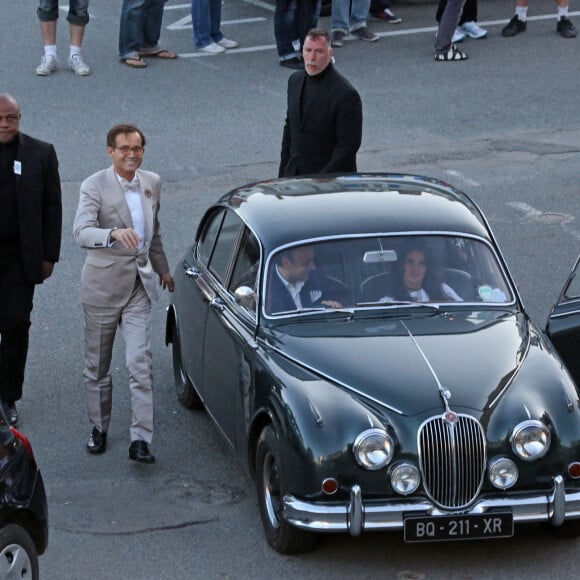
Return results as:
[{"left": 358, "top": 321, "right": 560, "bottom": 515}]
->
[
  {"left": 164, "top": 0, "right": 274, "bottom": 10},
  {"left": 508, "top": 202, "right": 579, "bottom": 240},
  {"left": 166, "top": 16, "right": 266, "bottom": 31},
  {"left": 175, "top": 11, "right": 580, "bottom": 57},
  {"left": 444, "top": 170, "right": 481, "bottom": 187}
]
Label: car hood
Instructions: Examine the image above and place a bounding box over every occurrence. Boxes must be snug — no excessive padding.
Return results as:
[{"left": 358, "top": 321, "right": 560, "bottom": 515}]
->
[{"left": 266, "top": 310, "right": 528, "bottom": 416}]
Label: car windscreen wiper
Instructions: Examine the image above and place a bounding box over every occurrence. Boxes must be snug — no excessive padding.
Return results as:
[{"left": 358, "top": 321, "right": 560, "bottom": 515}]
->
[
  {"left": 354, "top": 302, "right": 441, "bottom": 316},
  {"left": 272, "top": 307, "right": 355, "bottom": 320}
]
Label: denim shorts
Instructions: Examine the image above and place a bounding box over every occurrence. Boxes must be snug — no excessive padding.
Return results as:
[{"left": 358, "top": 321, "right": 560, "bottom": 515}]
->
[{"left": 37, "top": 0, "right": 90, "bottom": 26}]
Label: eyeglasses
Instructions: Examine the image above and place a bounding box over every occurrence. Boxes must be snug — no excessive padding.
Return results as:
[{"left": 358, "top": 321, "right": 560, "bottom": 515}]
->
[
  {"left": 114, "top": 145, "right": 144, "bottom": 155},
  {"left": 0, "top": 114, "right": 20, "bottom": 124}
]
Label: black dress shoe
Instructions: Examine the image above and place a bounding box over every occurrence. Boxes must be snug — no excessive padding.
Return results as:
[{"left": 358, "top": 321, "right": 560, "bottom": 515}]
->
[
  {"left": 279, "top": 57, "right": 303, "bottom": 70},
  {"left": 129, "top": 440, "right": 155, "bottom": 464},
  {"left": 87, "top": 427, "right": 107, "bottom": 454},
  {"left": 1, "top": 401, "right": 18, "bottom": 426}
]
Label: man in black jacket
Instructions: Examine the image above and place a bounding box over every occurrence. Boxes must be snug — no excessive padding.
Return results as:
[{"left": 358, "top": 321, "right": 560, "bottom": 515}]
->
[
  {"left": 0, "top": 93, "right": 62, "bottom": 425},
  {"left": 267, "top": 245, "right": 350, "bottom": 314},
  {"left": 279, "top": 28, "right": 362, "bottom": 177}
]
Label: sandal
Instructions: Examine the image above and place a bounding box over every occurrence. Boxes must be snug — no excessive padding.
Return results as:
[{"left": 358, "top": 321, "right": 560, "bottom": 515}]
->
[
  {"left": 434, "top": 44, "right": 468, "bottom": 62},
  {"left": 121, "top": 57, "right": 147, "bottom": 68},
  {"left": 139, "top": 49, "right": 177, "bottom": 59}
]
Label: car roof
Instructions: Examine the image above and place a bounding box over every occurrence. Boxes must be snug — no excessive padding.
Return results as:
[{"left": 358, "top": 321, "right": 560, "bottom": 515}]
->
[{"left": 217, "top": 174, "right": 492, "bottom": 252}]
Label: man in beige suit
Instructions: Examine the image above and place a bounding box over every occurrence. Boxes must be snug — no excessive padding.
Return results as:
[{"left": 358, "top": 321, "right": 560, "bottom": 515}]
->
[{"left": 73, "top": 124, "right": 174, "bottom": 463}]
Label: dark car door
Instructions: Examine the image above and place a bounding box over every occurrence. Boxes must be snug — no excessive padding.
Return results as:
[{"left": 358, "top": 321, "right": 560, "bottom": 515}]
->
[
  {"left": 177, "top": 208, "right": 229, "bottom": 403},
  {"left": 201, "top": 221, "right": 260, "bottom": 448},
  {"left": 546, "top": 255, "right": 580, "bottom": 386}
]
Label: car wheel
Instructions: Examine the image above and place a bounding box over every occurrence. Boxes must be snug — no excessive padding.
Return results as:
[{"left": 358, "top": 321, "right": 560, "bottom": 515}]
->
[
  {"left": 171, "top": 325, "right": 203, "bottom": 410},
  {"left": 255, "top": 426, "right": 317, "bottom": 554},
  {"left": 0, "top": 524, "right": 39, "bottom": 580}
]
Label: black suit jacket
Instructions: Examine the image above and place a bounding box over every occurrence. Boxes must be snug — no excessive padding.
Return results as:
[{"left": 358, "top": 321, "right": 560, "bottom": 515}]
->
[
  {"left": 279, "top": 64, "right": 363, "bottom": 177},
  {"left": 267, "top": 270, "right": 351, "bottom": 314},
  {"left": 15, "top": 133, "right": 62, "bottom": 284}
]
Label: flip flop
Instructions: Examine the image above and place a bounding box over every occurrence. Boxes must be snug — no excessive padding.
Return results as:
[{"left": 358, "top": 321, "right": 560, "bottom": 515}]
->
[
  {"left": 139, "top": 49, "right": 178, "bottom": 59},
  {"left": 121, "top": 57, "right": 147, "bottom": 68}
]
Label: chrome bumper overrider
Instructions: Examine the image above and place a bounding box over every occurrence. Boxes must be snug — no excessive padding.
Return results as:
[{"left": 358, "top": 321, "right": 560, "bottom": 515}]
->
[{"left": 283, "top": 476, "right": 580, "bottom": 536}]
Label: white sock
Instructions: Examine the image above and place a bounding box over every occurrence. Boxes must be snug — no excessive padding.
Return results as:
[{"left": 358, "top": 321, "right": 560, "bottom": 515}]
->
[
  {"left": 515, "top": 6, "right": 528, "bottom": 22},
  {"left": 44, "top": 45, "right": 57, "bottom": 58},
  {"left": 69, "top": 45, "right": 82, "bottom": 58},
  {"left": 558, "top": 6, "right": 569, "bottom": 20}
]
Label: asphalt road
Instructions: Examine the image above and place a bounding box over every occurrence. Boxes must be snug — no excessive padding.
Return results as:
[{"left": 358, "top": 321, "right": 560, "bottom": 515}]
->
[{"left": 2, "top": 1, "right": 580, "bottom": 578}]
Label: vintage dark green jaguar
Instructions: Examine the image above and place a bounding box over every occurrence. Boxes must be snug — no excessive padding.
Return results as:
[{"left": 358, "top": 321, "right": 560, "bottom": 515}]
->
[{"left": 166, "top": 174, "right": 580, "bottom": 553}]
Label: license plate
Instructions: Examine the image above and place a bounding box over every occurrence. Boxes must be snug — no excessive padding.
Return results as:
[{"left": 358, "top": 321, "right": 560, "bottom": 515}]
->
[{"left": 404, "top": 512, "right": 513, "bottom": 542}]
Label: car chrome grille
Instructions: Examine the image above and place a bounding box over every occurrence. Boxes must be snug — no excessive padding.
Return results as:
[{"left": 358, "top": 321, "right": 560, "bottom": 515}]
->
[{"left": 418, "top": 414, "right": 486, "bottom": 509}]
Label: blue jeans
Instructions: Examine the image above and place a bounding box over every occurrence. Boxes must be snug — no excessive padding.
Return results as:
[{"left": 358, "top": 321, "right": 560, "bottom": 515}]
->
[
  {"left": 191, "top": 0, "right": 223, "bottom": 48},
  {"left": 37, "top": 0, "right": 89, "bottom": 26},
  {"left": 274, "top": 0, "right": 321, "bottom": 60},
  {"left": 119, "top": 0, "right": 167, "bottom": 60},
  {"left": 331, "top": 0, "right": 371, "bottom": 33}
]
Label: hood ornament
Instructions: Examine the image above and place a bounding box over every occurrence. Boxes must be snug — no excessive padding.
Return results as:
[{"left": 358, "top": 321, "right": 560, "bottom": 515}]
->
[
  {"left": 444, "top": 410, "right": 458, "bottom": 424},
  {"left": 401, "top": 321, "right": 452, "bottom": 413}
]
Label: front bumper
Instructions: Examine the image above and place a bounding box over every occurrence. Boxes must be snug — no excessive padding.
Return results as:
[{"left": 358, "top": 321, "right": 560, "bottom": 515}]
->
[{"left": 283, "top": 475, "right": 580, "bottom": 536}]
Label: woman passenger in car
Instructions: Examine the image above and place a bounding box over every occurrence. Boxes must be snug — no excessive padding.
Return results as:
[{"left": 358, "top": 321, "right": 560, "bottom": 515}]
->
[{"left": 380, "top": 243, "right": 462, "bottom": 303}]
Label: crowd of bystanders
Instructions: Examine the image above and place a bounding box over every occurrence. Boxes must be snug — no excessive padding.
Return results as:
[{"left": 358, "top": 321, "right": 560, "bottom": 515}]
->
[{"left": 33, "top": 1, "right": 577, "bottom": 74}]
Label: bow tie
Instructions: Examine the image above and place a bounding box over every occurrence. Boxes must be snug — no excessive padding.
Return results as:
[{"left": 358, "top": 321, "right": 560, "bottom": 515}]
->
[{"left": 119, "top": 177, "right": 140, "bottom": 192}]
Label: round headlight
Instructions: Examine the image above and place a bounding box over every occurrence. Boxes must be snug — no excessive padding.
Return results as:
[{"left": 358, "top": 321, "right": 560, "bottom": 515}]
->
[
  {"left": 353, "top": 429, "right": 394, "bottom": 470},
  {"left": 511, "top": 420, "right": 551, "bottom": 461},
  {"left": 390, "top": 462, "right": 420, "bottom": 495},
  {"left": 488, "top": 457, "right": 518, "bottom": 489}
]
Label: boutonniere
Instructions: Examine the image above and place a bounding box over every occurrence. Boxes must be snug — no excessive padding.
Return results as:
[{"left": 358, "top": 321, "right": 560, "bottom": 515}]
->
[{"left": 144, "top": 188, "right": 153, "bottom": 198}]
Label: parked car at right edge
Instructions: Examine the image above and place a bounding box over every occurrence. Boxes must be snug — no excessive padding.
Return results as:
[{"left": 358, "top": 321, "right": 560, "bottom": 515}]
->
[{"left": 0, "top": 413, "right": 48, "bottom": 579}]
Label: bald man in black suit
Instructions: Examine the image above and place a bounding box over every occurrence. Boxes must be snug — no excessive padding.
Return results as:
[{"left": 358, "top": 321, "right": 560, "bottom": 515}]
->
[{"left": 0, "top": 93, "right": 62, "bottom": 426}]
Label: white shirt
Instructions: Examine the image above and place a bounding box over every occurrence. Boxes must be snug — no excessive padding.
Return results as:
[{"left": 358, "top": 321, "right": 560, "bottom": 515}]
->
[
  {"left": 380, "top": 283, "right": 463, "bottom": 303},
  {"left": 276, "top": 267, "right": 305, "bottom": 310},
  {"left": 116, "top": 173, "right": 146, "bottom": 252}
]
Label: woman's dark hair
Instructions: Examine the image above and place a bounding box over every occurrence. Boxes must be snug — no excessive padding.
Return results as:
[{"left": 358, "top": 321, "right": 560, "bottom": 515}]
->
[{"left": 391, "top": 240, "right": 445, "bottom": 301}]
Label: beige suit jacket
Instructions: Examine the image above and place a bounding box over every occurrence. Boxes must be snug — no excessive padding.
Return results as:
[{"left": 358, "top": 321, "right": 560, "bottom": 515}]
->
[{"left": 73, "top": 166, "right": 170, "bottom": 308}]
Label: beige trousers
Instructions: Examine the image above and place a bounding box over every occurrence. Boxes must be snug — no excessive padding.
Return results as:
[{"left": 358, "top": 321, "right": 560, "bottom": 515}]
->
[{"left": 82, "top": 278, "right": 154, "bottom": 443}]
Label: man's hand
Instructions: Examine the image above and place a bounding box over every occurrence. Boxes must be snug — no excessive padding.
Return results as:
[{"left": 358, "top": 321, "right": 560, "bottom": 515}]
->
[
  {"left": 321, "top": 300, "right": 342, "bottom": 309},
  {"left": 160, "top": 272, "right": 175, "bottom": 292},
  {"left": 110, "top": 227, "right": 141, "bottom": 250},
  {"left": 42, "top": 260, "right": 54, "bottom": 280}
]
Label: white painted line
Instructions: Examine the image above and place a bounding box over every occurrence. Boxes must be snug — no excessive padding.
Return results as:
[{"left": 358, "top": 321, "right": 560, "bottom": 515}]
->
[
  {"left": 444, "top": 170, "right": 481, "bottom": 187},
  {"left": 167, "top": 16, "right": 265, "bottom": 31},
  {"left": 507, "top": 202, "right": 543, "bottom": 219},
  {"left": 175, "top": 11, "right": 580, "bottom": 56},
  {"left": 241, "top": 0, "right": 276, "bottom": 11},
  {"left": 165, "top": 0, "right": 274, "bottom": 10},
  {"left": 164, "top": 3, "right": 193, "bottom": 9},
  {"left": 180, "top": 44, "right": 277, "bottom": 57}
]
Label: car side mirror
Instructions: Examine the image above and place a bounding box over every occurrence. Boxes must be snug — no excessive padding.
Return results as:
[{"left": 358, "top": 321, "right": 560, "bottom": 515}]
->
[{"left": 234, "top": 286, "right": 256, "bottom": 309}]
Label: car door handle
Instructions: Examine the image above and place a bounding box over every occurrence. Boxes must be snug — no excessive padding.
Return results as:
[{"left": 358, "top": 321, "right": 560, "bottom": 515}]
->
[
  {"left": 184, "top": 266, "right": 200, "bottom": 279},
  {"left": 210, "top": 298, "right": 225, "bottom": 312}
]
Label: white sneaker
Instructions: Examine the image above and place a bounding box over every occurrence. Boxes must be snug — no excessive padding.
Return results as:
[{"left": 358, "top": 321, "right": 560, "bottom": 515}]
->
[
  {"left": 217, "top": 38, "right": 238, "bottom": 49},
  {"left": 451, "top": 28, "right": 467, "bottom": 43},
  {"left": 36, "top": 55, "right": 58, "bottom": 76},
  {"left": 199, "top": 42, "right": 226, "bottom": 54},
  {"left": 460, "top": 21, "right": 488, "bottom": 39},
  {"left": 68, "top": 54, "right": 91, "bottom": 76}
]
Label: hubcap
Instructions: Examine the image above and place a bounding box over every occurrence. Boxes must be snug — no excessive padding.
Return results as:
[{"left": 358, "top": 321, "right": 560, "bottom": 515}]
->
[
  {"left": 0, "top": 544, "right": 33, "bottom": 580},
  {"left": 262, "top": 450, "right": 281, "bottom": 529}
]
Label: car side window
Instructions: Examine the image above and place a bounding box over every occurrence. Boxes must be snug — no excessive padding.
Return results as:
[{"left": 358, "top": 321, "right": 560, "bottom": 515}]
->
[
  {"left": 229, "top": 228, "right": 260, "bottom": 293},
  {"left": 197, "top": 209, "right": 225, "bottom": 267},
  {"left": 208, "top": 211, "right": 244, "bottom": 283}
]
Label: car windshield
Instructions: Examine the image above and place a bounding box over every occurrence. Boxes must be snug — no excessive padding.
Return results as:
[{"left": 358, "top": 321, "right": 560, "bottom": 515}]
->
[{"left": 263, "top": 234, "right": 513, "bottom": 317}]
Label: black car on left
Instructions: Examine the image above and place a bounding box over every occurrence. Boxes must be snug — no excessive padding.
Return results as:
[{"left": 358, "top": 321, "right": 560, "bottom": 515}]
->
[{"left": 0, "top": 412, "right": 48, "bottom": 579}]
